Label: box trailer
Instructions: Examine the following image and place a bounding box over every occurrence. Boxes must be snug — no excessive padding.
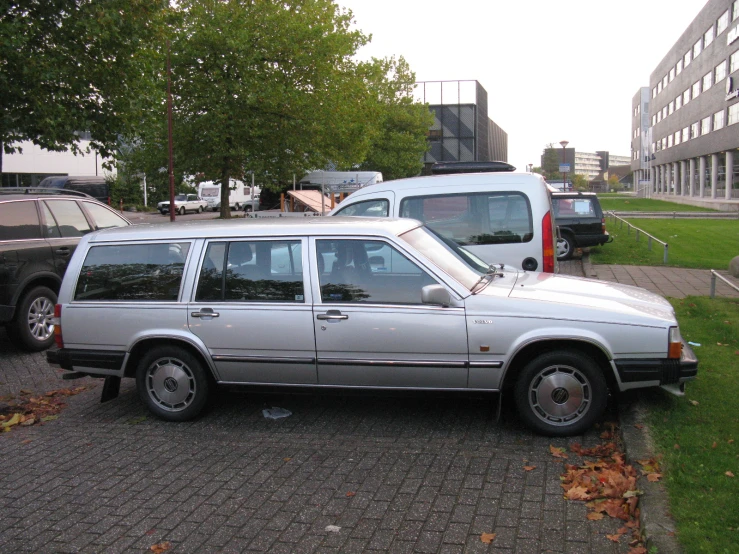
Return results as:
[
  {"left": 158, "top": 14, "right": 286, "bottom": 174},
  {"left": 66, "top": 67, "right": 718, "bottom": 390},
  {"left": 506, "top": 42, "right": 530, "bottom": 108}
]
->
[{"left": 197, "top": 179, "right": 261, "bottom": 211}]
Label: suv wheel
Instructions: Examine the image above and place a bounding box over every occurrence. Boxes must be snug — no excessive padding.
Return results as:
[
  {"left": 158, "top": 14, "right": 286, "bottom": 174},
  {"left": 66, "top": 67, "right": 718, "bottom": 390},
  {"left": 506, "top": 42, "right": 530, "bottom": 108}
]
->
[
  {"left": 556, "top": 234, "right": 575, "bottom": 261},
  {"left": 178, "top": 206, "right": 186, "bottom": 216},
  {"left": 514, "top": 350, "right": 607, "bottom": 436},
  {"left": 244, "top": 205, "right": 252, "bottom": 212},
  {"left": 136, "top": 346, "right": 210, "bottom": 421},
  {"left": 9, "top": 286, "right": 57, "bottom": 351}
]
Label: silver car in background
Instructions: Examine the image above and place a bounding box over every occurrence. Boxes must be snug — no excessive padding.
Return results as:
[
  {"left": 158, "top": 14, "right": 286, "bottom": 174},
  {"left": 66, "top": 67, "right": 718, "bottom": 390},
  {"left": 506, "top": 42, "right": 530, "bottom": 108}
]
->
[{"left": 46, "top": 217, "right": 697, "bottom": 436}]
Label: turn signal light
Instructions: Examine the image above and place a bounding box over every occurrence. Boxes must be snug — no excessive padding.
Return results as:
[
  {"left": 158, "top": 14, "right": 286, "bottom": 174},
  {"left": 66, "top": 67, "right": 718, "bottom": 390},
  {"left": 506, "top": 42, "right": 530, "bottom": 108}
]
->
[{"left": 668, "top": 326, "right": 682, "bottom": 359}]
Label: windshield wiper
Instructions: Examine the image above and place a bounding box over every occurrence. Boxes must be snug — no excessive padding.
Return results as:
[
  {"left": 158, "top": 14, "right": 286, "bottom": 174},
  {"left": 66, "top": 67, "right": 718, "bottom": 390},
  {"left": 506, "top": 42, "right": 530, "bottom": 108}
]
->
[{"left": 471, "top": 264, "right": 505, "bottom": 294}]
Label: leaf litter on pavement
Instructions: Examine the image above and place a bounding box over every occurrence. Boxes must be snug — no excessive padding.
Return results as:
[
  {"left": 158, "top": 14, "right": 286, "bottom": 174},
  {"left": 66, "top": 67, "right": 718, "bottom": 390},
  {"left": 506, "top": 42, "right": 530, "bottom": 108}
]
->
[
  {"left": 553, "top": 423, "right": 651, "bottom": 554},
  {"left": 0, "top": 386, "right": 88, "bottom": 433}
]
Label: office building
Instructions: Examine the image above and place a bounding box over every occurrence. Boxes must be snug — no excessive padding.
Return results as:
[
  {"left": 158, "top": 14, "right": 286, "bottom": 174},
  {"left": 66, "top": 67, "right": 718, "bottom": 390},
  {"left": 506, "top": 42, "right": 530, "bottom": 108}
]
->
[{"left": 541, "top": 148, "right": 629, "bottom": 181}]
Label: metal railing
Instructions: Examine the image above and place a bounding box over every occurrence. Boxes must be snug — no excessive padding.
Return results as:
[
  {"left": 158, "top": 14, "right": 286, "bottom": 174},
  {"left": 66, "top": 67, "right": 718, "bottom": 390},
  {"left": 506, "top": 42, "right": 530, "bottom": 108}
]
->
[
  {"left": 607, "top": 212, "right": 669, "bottom": 263},
  {"left": 709, "top": 270, "right": 739, "bottom": 298}
]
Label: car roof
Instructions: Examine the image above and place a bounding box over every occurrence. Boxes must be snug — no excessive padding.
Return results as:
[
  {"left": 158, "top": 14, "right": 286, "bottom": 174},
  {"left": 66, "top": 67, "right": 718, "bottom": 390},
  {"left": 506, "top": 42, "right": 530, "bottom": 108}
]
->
[
  {"left": 551, "top": 191, "right": 598, "bottom": 198},
  {"left": 87, "top": 216, "right": 423, "bottom": 243},
  {"left": 359, "top": 172, "right": 547, "bottom": 191},
  {"left": 0, "top": 188, "right": 94, "bottom": 201}
]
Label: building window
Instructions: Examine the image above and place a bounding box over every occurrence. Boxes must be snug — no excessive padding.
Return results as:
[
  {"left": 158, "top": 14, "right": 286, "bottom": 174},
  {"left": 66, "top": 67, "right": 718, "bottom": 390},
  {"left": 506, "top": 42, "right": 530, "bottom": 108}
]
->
[
  {"left": 667, "top": 134, "right": 673, "bottom": 148},
  {"left": 714, "top": 109, "right": 725, "bottom": 130},
  {"left": 692, "top": 80, "right": 701, "bottom": 99},
  {"left": 718, "top": 10, "right": 729, "bottom": 34},
  {"left": 677, "top": 59, "right": 683, "bottom": 75},
  {"left": 663, "top": 106, "right": 668, "bottom": 118},
  {"left": 676, "top": 95, "right": 683, "bottom": 110},
  {"left": 693, "top": 38, "right": 703, "bottom": 59},
  {"left": 669, "top": 67, "right": 675, "bottom": 82},
  {"left": 668, "top": 100, "right": 673, "bottom": 115},
  {"left": 701, "top": 116, "right": 711, "bottom": 135},
  {"left": 657, "top": 111, "right": 662, "bottom": 123},
  {"left": 682, "top": 127, "right": 690, "bottom": 142},
  {"left": 731, "top": 50, "right": 739, "bottom": 73},
  {"left": 683, "top": 88, "right": 691, "bottom": 105},
  {"left": 716, "top": 60, "right": 728, "bottom": 83},
  {"left": 729, "top": 103, "right": 739, "bottom": 126},
  {"left": 663, "top": 75, "right": 668, "bottom": 88},
  {"left": 691, "top": 122, "right": 700, "bottom": 138},
  {"left": 652, "top": 87, "right": 657, "bottom": 98},
  {"left": 652, "top": 114, "right": 657, "bottom": 125},
  {"left": 704, "top": 26, "right": 714, "bottom": 48},
  {"left": 734, "top": 0, "right": 739, "bottom": 21},
  {"left": 658, "top": 81, "right": 663, "bottom": 94},
  {"left": 703, "top": 71, "right": 713, "bottom": 91},
  {"left": 674, "top": 131, "right": 681, "bottom": 146},
  {"left": 684, "top": 50, "right": 692, "bottom": 67}
]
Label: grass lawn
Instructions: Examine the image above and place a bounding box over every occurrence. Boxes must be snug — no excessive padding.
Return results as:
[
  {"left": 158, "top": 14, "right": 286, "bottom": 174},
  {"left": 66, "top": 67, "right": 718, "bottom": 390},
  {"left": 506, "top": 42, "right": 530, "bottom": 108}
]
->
[
  {"left": 644, "top": 297, "right": 739, "bottom": 552},
  {"left": 597, "top": 197, "right": 718, "bottom": 212},
  {"left": 588, "top": 218, "right": 739, "bottom": 269}
]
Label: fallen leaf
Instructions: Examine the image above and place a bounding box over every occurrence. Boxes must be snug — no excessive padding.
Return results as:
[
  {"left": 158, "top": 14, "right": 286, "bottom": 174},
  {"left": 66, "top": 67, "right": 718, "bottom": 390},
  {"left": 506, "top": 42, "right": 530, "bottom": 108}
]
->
[
  {"left": 629, "top": 546, "right": 647, "bottom": 554},
  {"left": 325, "top": 525, "right": 341, "bottom": 533},
  {"left": 283, "top": 457, "right": 292, "bottom": 462},
  {"left": 689, "top": 400, "right": 699, "bottom": 406},
  {"left": 674, "top": 444, "right": 680, "bottom": 450},
  {"left": 565, "top": 486, "right": 591, "bottom": 500},
  {"left": 726, "top": 471, "right": 735, "bottom": 478},
  {"left": 606, "top": 533, "right": 622, "bottom": 543},
  {"left": 646, "top": 473, "right": 662, "bottom": 482},
  {"left": 150, "top": 542, "right": 171, "bottom": 553},
  {"left": 523, "top": 465, "right": 536, "bottom": 471},
  {"left": 480, "top": 533, "right": 496, "bottom": 544},
  {"left": 587, "top": 512, "right": 604, "bottom": 520},
  {"left": 550, "top": 445, "right": 568, "bottom": 459},
  {"left": 712, "top": 442, "right": 718, "bottom": 449},
  {"left": 634, "top": 423, "right": 644, "bottom": 430},
  {"left": 145, "top": 529, "right": 156, "bottom": 536},
  {"left": 346, "top": 491, "right": 356, "bottom": 497},
  {"left": 729, "top": 440, "right": 735, "bottom": 444}
]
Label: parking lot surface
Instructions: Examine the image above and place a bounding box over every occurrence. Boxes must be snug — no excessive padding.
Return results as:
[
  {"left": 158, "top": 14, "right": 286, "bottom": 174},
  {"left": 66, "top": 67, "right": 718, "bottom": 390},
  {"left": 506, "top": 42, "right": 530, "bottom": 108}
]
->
[{"left": 0, "top": 312, "right": 637, "bottom": 554}]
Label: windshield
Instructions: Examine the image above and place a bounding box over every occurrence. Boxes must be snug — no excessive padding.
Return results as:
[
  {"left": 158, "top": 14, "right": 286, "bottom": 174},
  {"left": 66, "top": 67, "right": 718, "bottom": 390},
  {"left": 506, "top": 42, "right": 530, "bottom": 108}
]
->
[
  {"left": 398, "top": 226, "right": 488, "bottom": 290},
  {"left": 175, "top": 195, "right": 187, "bottom": 201}
]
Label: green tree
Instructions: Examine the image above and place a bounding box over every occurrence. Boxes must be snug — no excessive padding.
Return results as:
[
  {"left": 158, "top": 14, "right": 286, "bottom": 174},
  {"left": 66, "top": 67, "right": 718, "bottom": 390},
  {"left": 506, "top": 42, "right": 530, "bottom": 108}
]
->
[
  {"left": 356, "top": 57, "right": 432, "bottom": 181},
  {"left": 0, "top": 0, "right": 166, "bottom": 172},
  {"left": 163, "top": 0, "right": 372, "bottom": 218},
  {"left": 572, "top": 174, "right": 590, "bottom": 191},
  {"left": 540, "top": 144, "right": 562, "bottom": 180},
  {"left": 607, "top": 173, "right": 623, "bottom": 192}
]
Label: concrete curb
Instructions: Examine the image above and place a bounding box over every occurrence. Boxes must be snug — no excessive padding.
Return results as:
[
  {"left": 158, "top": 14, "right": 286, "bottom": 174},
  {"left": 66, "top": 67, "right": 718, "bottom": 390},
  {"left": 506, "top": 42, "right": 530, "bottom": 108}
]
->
[
  {"left": 618, "top": 396, "right": 682, "bottom": 554},
  {"left": 583, "top": 253, "right": 682, "bottom": 553}
]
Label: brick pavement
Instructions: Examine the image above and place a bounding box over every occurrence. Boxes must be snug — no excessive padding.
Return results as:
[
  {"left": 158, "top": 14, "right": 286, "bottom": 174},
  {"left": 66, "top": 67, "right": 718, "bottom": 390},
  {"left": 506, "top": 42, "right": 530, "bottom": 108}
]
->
[{"left": 0, "top": 325, "right": 634, "bottom": 554}]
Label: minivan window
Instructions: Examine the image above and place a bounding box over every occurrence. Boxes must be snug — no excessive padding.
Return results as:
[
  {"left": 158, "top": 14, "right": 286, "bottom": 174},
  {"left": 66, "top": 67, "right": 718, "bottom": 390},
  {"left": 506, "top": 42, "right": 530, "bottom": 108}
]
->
[
  {"left": 0, "top": 201, "right": 42, "bottom": 240},
  {"left": 44, "top": 200, "right": 91, "bottom": 237},
  {"left": 74, "top": 243, "right": 191, "bottom": 301},
  {"left": 400, "top": 192, "right": 533, "bottom": 246},
  {"left": 196, "top": 240, "right": 304, "bottom": 302},
  {"left": 334, "top": 199, "right": 389, "bottom": 217}
]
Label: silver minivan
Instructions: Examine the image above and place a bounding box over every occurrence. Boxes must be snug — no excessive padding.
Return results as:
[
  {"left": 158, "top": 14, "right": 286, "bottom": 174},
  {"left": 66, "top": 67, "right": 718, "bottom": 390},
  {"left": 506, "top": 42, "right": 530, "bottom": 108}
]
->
[
  {"left": 329, "top": 165, "right": 557, "bottom": 273},
  {"left": 47, "top": 217, "right": 697, "bottom": 436}
]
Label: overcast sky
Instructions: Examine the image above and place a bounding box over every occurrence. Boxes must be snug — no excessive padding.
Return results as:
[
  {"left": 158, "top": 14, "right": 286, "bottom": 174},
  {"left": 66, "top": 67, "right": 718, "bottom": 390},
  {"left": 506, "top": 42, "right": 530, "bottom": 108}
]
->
[{"left": 339, "top": 0, "right": 709, "bottom": 170}]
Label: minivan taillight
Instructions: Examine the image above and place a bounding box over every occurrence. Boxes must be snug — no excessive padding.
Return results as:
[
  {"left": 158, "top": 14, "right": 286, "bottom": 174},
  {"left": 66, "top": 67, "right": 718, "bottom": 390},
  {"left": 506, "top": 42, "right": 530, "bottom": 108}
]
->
[
  {"left": 54, "top": 304, "right": 64, "bottom": 349},
  {"left": 542, "top": 210, "right": 555, "bottom": 273}
]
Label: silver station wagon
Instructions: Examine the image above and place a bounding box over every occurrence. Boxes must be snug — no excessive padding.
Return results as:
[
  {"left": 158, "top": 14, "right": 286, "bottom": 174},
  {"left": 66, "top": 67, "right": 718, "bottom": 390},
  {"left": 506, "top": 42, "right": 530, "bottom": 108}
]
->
[{"left": 46, "top": 217, "right": 697, "bottom": 436}]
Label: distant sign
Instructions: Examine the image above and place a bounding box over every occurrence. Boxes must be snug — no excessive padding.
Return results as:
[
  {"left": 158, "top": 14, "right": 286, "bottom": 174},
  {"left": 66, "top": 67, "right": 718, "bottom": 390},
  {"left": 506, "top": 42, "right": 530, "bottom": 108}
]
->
[{"left": 559, "top": 164, "right": 571, "bottom": 173}]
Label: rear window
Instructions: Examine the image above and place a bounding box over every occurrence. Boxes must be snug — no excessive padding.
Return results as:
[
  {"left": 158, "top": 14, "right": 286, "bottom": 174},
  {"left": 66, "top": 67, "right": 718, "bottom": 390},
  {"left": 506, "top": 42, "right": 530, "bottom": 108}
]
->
[
  {"left": 334, "top": 199, "right": 389, "bottom": 217},
  {"left": 74, "top": 243, "right": 191, "bottom": 301},
  {"left": 553, "top": 197, "right": 598, "bottom": 217},
  {"left": 400, "top": 192, "right": 533, "bottom": 245}
]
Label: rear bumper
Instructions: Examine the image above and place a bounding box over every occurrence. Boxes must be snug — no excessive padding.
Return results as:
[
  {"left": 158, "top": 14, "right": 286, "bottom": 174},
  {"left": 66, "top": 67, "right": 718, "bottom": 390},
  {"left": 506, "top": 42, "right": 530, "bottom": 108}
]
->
[
  {"left": 574, "top": 231, "right": 610, "bottom": 248},
  {"left": 46, "top": 347, "right": 126, "bottom": 373},
  {"left": 614, "top": 341, "right": 698, "bottom": 386}
]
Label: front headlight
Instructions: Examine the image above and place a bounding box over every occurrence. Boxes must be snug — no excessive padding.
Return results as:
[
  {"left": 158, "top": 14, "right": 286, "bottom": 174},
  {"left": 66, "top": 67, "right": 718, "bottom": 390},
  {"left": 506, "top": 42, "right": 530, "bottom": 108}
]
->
[{"left": 668, "top": 326, "right": 682, "bottom": 359}]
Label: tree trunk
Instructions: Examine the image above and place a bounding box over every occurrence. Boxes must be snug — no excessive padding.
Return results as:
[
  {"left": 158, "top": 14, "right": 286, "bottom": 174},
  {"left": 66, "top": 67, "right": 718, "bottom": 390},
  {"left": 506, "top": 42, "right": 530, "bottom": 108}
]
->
[{"left": 219, "top": 165, "right": 231, "bottom": 219}]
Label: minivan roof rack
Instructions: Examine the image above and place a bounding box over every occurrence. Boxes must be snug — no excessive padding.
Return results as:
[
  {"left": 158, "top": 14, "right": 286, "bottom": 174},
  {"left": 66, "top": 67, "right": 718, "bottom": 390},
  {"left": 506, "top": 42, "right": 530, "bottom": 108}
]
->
[
  {"left": 0, "top": 187, "right": 91, "bottom": 198},
  {"left": 430, "top": 161, "right": 516, "bottom": 174}
]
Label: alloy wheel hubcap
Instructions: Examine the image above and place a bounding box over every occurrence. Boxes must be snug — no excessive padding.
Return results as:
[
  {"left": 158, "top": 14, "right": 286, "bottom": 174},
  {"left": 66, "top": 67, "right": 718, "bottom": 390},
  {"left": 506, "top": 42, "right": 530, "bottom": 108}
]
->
[
  {"left": 146, "top": 358, "right": 196, "bottom": 411},
  {"left": 28, "top": 297, "right": 55, "bottom": 341},
  {"left": 528, "top": 364, "right": 590, "bottom": 425}
]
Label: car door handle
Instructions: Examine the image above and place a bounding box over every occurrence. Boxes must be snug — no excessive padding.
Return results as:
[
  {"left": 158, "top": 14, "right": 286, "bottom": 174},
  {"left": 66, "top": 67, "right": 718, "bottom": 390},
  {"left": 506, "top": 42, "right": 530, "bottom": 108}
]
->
[
  {"left": 54, "top": 247, "right": 71, "bottom": 256},
  {"left": 191, "top": 309, "right": 220, "bottom": 318},
  {"left": 316, "top": 310, "right": 348, "bottom": 321}
]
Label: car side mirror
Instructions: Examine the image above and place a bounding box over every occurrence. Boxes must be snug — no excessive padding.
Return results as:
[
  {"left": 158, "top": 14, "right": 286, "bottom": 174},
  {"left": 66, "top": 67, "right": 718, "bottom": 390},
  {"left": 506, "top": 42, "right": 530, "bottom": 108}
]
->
[{"left": 421, "top": 284, "right": 452, "bottom": 307}]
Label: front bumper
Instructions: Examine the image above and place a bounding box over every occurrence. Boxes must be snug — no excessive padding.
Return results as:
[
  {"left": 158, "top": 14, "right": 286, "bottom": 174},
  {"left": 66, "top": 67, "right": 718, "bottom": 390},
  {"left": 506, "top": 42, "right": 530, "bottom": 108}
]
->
[{"left": 614, "top": 340, "right": 698, "bottom": 385}]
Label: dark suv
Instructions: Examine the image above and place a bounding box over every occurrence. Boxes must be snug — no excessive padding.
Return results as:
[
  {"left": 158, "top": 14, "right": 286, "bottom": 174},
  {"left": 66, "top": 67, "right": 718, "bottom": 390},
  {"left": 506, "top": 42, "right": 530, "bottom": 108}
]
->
[
  {"left": 0, "top": 188, "right": 130, "bottom": 351},
  {"left": 551, "top": 191, "right": 611, "bottom": 261}
]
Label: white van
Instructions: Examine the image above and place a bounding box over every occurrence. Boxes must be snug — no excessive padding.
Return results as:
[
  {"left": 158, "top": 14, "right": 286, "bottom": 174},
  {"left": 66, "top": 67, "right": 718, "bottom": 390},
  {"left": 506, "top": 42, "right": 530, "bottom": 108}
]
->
[
  {"left": 197, "top": 179, "right": 261, "bottom": 211},
  {"left": 328, "top": 163, "right": 557, "bottom": 272}
]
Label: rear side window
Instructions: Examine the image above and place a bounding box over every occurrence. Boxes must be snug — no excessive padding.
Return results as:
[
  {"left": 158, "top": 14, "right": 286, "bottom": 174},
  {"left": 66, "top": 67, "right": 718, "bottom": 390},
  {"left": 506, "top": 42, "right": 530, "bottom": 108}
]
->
[
  {"left": 334, "top": 199, "right": 389, "bottom": 217},
  {"left": 44, "top": 200, "right": 91, "bottom": 237},
  {"left": 74, "top": 243, "right": 191, "bottom": 301},
  {"left": 81, "top": 201, "right": 129, "bottom": 230},
  {"left": 195, "top": 240, "right": 304, "bottom": 302},
  {"left": 400, "top": 192, "right": 533, "bottom": 245},
  {"left": 0, "top": 201, "right": 42, "bottom": 240}
]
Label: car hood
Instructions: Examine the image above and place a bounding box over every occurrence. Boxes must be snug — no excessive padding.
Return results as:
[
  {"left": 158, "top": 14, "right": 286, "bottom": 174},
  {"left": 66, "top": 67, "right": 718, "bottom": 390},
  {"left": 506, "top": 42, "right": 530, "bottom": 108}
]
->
[{"left": 471, "top": 270, "right": 676, "bottom": 326}]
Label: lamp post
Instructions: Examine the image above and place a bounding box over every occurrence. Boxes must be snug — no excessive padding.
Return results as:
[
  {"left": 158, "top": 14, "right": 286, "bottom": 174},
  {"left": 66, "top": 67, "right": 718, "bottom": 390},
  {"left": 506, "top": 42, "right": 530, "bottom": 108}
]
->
[
  {"left": 559, "top": 140, "right": 569, "bottom": 189},
  {"left": 527, "top": 163, "right": 533, "bottom": 173}
]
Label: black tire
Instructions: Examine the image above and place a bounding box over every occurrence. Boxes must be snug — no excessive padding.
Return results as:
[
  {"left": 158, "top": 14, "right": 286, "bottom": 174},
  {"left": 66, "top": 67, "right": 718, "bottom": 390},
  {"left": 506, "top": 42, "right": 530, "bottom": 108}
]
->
[
  {"left": 198, "top": 206, "right": 204, "bottom": 213},
  {"left": 8, "top": 286, "right": 57, "bottom": 351},
  {"left": 556, "top": 234, "right": 575, "bottom": 261},
  {"left": 244, "top": 205, "right": 252, "bottom": 212},
  {"left": 178, "top": 206, "right": 186, "bottom": 216},
  {"left": 136, "top": 346, "right": 210, "bottom": 421},
  {"left": 513, "top": 349, "right": 608, "bottom": 436}
]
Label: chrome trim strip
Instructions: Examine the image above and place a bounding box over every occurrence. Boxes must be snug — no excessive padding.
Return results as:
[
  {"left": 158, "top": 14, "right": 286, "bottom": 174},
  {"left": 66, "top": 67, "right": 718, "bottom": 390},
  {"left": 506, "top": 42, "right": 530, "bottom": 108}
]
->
[
  {"left": 317, "top": 358, "right": 467, "bottom": 368},
  {"left": 216, "top": 381, "right": 501, "bottom": 392},
  {"left": 212, "top": 355, "right": 316, "bottom": 365},
  {"left": 469, "top": 361, "right": 504, "bottom": 368}
]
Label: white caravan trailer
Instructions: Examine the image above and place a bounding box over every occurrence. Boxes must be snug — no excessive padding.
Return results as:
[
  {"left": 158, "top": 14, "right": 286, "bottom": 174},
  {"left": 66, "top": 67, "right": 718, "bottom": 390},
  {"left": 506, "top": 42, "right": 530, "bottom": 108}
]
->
[
  {"left": 197, "top": 179, "right": 261, "bottom": 211},
  {"left": 298, "top": 171, "right": 383, "bottom": 193}
]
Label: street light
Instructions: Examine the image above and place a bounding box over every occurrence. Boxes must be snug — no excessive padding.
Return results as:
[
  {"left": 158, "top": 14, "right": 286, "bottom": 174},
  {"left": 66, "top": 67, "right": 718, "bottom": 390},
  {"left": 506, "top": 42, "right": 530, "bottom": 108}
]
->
[
  {"left": 559, "top": 140, "right": 569, "bottom": 189},
  {"left": 527, "top": 163, "right": 533, "bottom": 173}
]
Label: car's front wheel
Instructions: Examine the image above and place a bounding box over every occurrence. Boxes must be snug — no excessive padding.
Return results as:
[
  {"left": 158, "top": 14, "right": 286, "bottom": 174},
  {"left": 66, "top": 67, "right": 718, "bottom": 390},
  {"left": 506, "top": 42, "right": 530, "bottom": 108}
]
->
[
  {"left": 178, "top": 206, "right": 186, "bottom": 216},
  {"left": 244, "top": 205, "right": 252, "bottom": 212},
  {"left": 8, "top": 286, "right": 57, "bottom": 351},
  {"left": 136, "top": 346, "right": 210, "bottom": 421},
  {"left": 198, "top": 205, "right": 204, "bottom": 213},
  {"left": 556, "top": 234, "right": 575, "bottom": 261},
  {"left": 514, "top": 350, "right": 607, "bottom": 436}
]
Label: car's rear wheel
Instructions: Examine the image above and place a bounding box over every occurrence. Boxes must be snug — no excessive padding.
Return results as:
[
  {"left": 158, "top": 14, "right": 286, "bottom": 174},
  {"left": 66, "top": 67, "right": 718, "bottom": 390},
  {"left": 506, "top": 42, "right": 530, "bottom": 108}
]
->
[
  {"left": 178, "top": 206, "right": 186, "bottom": 216},
  {"left": 136, "top": 346, "right": 210, "bottom": 421},
  {"left": 514, "top": 350, "right": 607, "bottom": 436},
  {"left": 244, "top": 205, "right": 252, "bottom": 212},
  {"left": 8, "top": 286, "right": 57, "bottom": 351},
  {"left": 556, "top": 234, "right": 575, "bottom": 261},
  {"left": 198, "top": 205, "right": 204, "bottom": 213}
]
